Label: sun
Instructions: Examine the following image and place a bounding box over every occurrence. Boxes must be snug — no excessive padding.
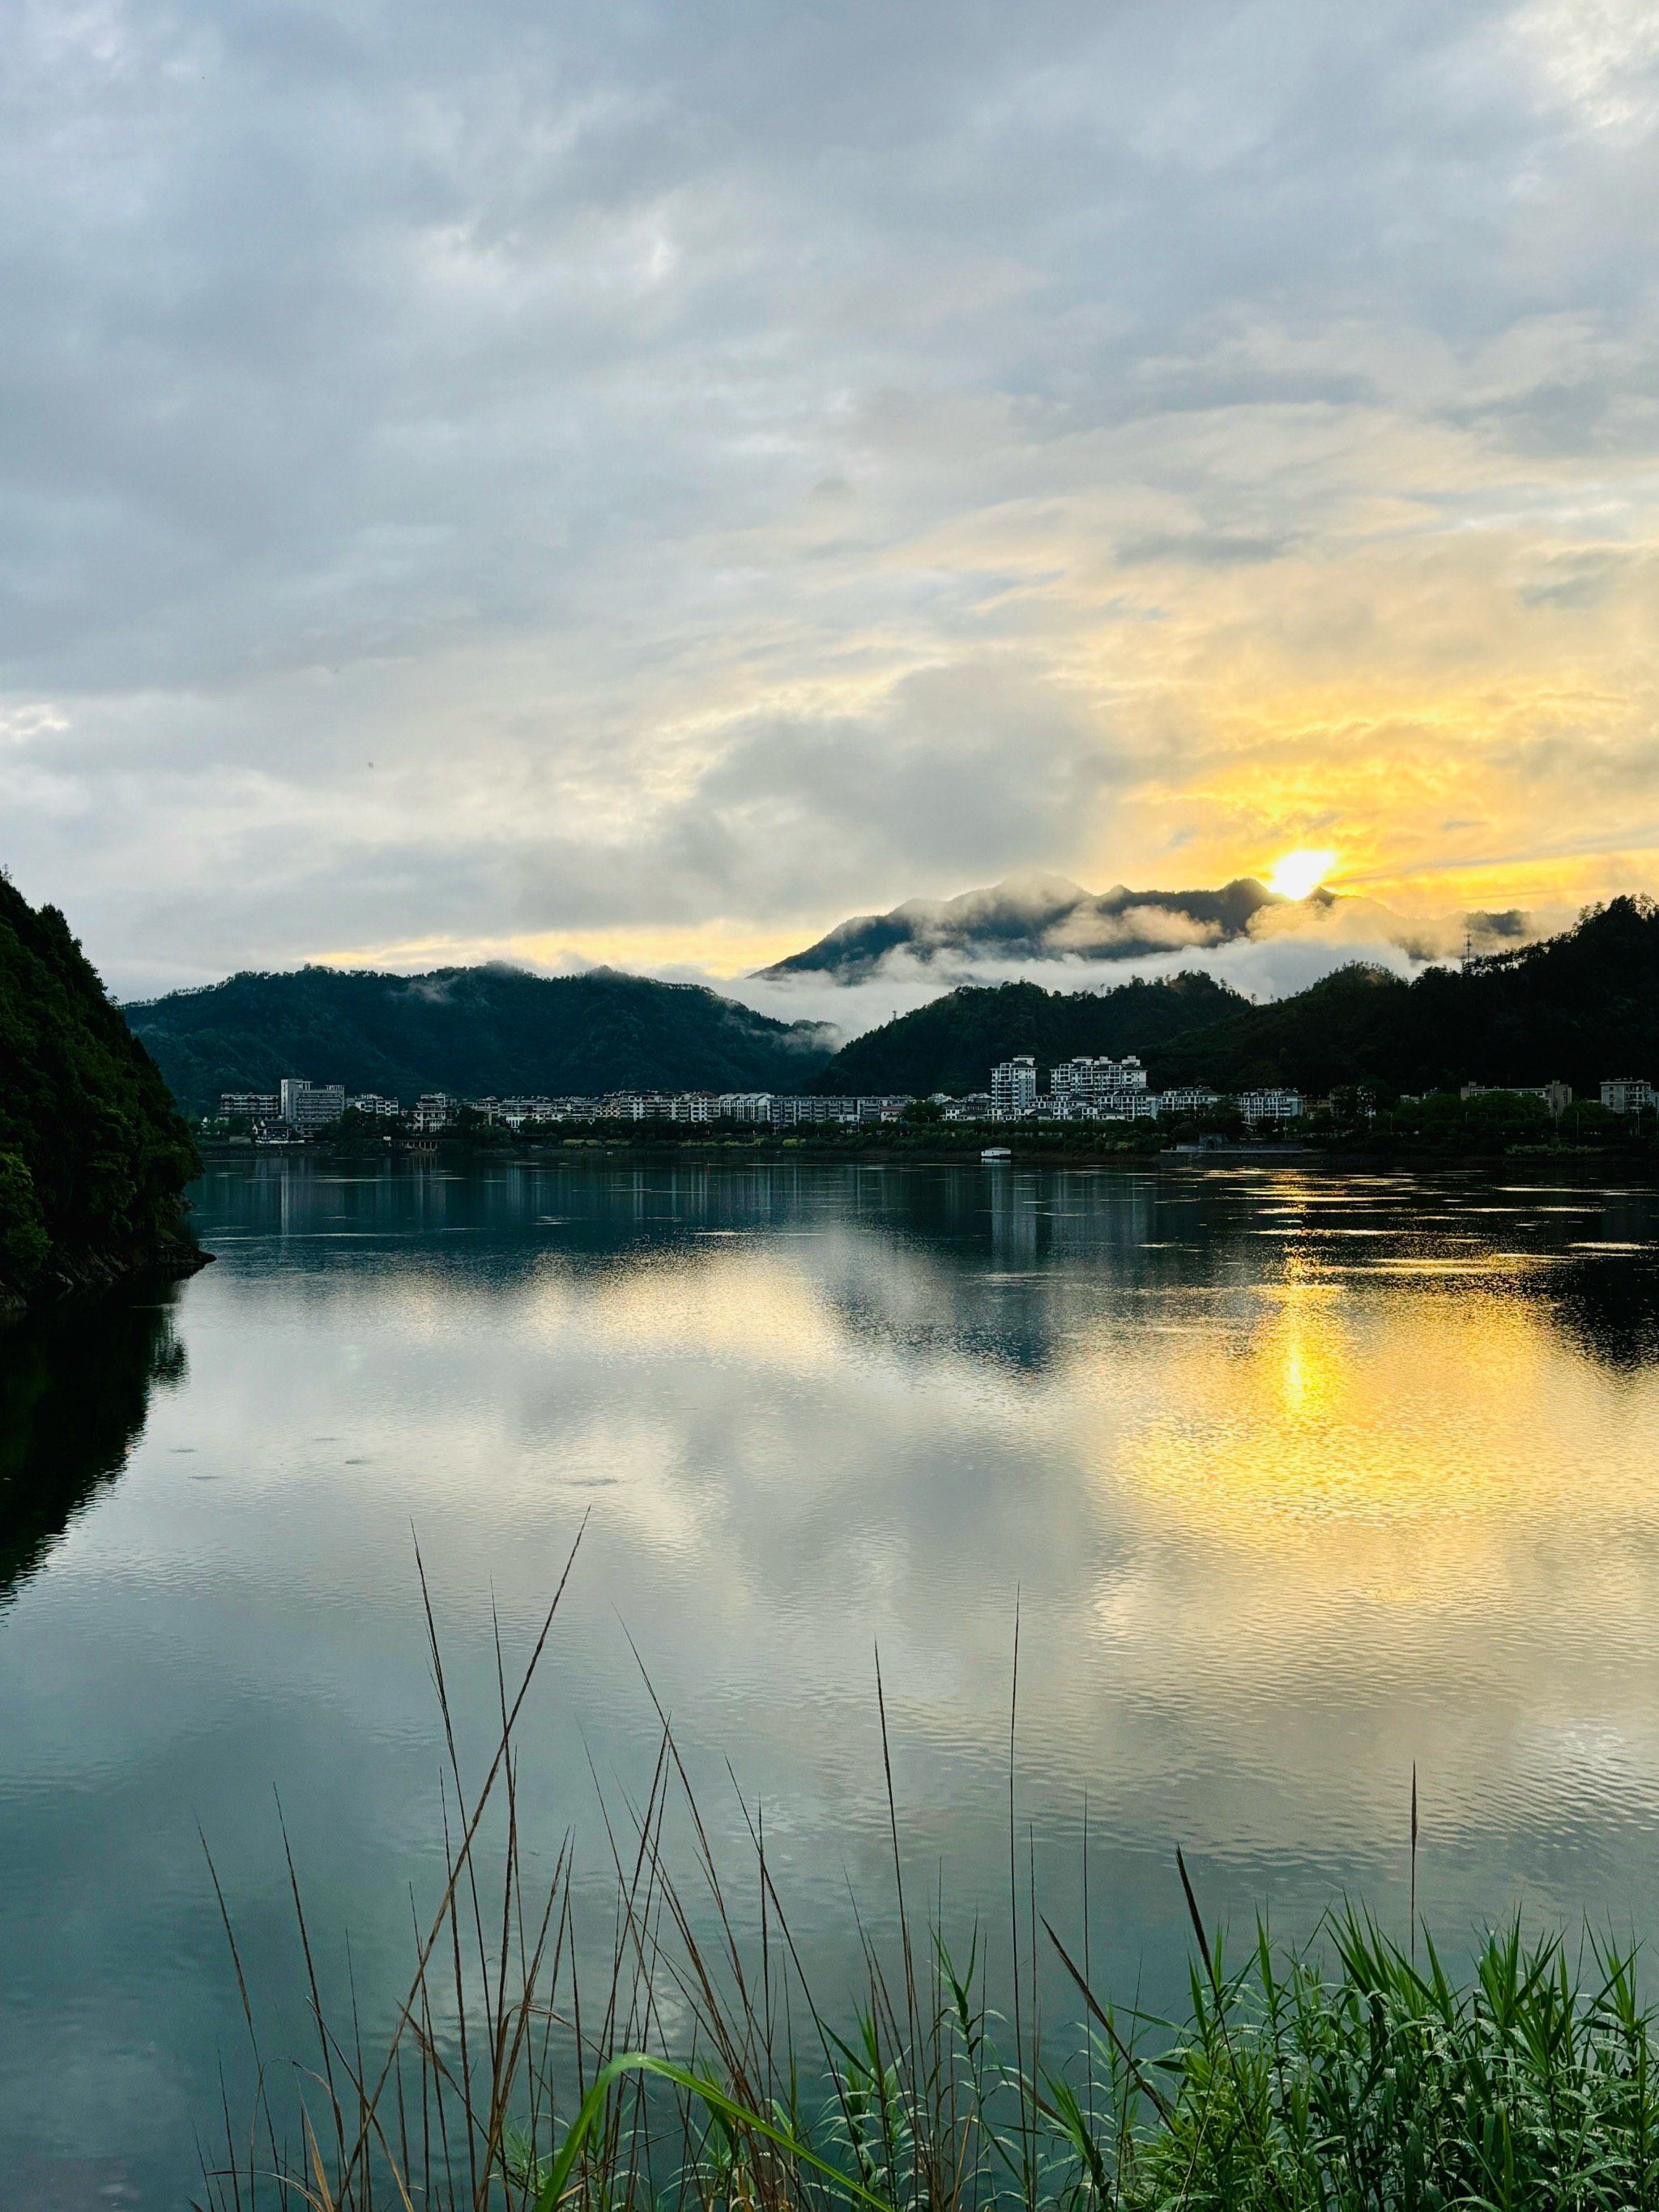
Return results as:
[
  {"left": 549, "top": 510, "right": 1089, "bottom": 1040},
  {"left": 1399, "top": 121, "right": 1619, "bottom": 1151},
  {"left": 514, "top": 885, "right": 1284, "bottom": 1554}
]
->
[{"left": 1265, "top": 847, "right": 1337, "bottom": 899}]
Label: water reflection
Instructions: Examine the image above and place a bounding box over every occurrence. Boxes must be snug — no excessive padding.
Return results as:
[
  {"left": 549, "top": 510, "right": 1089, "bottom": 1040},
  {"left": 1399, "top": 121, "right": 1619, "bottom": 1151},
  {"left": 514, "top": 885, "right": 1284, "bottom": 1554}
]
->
[
  {"left": 0, "top": 1293, "right": 185, "bottom": 1603},
  {"left": 3, "top": 1156, "right": 1659, "bottom": 2208}
]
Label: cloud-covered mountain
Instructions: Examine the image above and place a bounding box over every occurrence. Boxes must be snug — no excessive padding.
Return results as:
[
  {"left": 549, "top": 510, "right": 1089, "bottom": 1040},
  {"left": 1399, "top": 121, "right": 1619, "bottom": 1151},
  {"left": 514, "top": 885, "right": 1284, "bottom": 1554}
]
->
[
  {"left": 757, "top": 874, "right": 1284, "bottom": 980},
  {"left": 755, "top": 873, "right": 1538, "bottom": 985}
]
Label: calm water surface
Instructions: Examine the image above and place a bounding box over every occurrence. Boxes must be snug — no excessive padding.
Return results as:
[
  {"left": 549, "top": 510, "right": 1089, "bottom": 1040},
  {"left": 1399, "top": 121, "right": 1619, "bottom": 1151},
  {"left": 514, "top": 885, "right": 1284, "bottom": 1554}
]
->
[{"left": 4, "top": 1155, "right": 1659, "bottom": 2204}]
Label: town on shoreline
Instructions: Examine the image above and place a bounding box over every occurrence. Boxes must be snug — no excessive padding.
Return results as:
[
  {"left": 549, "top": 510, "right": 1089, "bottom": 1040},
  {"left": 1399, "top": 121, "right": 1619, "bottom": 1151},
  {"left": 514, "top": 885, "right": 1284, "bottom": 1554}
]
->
[{"left": 207, "top": 1056, "right": 1659, "bottom": 1159}]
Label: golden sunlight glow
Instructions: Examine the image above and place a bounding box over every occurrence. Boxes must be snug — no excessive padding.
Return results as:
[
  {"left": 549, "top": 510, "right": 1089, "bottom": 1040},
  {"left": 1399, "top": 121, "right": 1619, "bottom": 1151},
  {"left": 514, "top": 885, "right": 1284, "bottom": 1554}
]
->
[{"left": 1265, "top": 847, "right": 1338, "bottom": 899}]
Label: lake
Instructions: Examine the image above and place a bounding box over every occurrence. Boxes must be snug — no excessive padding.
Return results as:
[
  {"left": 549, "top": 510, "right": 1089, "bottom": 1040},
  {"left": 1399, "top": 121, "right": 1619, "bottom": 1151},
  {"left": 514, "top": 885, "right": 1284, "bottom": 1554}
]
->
[{"left": 4, "top": 1152, "right": 1659, "bottom": 2206}]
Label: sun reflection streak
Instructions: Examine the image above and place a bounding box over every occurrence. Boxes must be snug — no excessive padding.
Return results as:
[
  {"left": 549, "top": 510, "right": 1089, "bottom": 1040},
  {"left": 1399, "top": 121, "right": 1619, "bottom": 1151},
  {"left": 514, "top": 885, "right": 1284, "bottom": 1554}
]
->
[{"left": 1087, "top": 1247, "right": 1633, "bottom": 1548}]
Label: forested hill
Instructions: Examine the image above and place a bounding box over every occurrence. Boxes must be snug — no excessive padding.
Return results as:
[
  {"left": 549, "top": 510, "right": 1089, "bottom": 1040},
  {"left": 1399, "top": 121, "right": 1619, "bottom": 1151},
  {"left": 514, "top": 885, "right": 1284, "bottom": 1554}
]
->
[
  {"left": 125, "top": 963, "right": 835, "bottom": 1116},
  {"left": 1, "top": 876, "right": 200, "bottom": 1308},
  {"left": 1153, "top": 897, "right": 1659, "bottom": 1095},
  {"left": 810, "top": 971, "right": 1248, "bottom": 1095},
  {"left": 808, "top": 899, "right": 1659, "bottom": 1099}
]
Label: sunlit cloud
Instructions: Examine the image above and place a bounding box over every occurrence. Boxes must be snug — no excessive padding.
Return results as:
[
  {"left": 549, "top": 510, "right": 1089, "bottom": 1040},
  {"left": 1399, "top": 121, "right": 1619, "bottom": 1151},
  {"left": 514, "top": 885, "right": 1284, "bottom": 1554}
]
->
[
  {"left": 1, "top": 0, "right": 1657, "bottom": 997},
  {"left": 1265, "top": 849, "right": 1338, "bottom": 900}
]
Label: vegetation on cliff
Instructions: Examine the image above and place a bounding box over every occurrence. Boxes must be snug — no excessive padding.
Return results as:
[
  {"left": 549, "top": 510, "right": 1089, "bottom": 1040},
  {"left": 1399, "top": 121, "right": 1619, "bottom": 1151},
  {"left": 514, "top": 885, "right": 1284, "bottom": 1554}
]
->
[{"left": 0, "top": 874, "right": 200, "bottom": 1304}]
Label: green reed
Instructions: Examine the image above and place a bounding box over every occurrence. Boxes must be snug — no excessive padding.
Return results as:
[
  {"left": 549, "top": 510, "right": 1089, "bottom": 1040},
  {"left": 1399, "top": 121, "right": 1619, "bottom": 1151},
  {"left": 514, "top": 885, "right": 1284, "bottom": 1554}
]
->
[{"left": 198, "top": 1543, "right": 1659, "bottom": 2212}]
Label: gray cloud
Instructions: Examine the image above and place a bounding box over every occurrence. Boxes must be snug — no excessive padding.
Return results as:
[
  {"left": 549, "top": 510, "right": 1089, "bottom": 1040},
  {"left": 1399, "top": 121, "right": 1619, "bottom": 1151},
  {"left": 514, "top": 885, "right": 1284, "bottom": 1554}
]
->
[{"left": 2, "top": 0, "right": 1657, "bottom": 993}]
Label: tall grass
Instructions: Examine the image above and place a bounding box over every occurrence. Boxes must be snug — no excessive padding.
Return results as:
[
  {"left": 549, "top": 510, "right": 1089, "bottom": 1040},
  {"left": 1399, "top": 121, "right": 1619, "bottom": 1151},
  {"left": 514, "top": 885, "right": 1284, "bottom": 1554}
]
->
[{"left": 199, "top": 1546, "right": 1659, "bottom": 2211}]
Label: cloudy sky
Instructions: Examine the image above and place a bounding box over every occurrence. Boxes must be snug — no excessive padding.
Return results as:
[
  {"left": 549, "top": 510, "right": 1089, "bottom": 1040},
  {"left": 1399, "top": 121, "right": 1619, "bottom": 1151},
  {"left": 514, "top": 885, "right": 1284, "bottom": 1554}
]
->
[{"left": 4, "top": 0, "right": 1659, "bottom": 1001}]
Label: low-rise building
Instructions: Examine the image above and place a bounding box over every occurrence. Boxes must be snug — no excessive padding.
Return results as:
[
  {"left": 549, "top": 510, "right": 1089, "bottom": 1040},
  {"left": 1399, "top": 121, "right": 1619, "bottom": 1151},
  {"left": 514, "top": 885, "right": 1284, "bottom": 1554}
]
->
[
  {"left": 943, "top": 1093, "right": 992, "bottom": 1121},
  {"left": 1159, "top": 1086, "right": 1222, "bottom": 1116},
  {"left": 1461, "top": 1080, "right": 1572, "bottom": 1116},
  {"left": 1601, "top": 1078, "right": 1656, "bottom": 1114},
  {"left": 715, "top": 1092, "right": 774, "bottom": 1122},
  {"left": 599, "top": 1092, "right": 672, "bottom": 1121},
  {"left": 348, "top": 1092, "right": 401, "bottom": 1118},
  {"left": 220, "top": 1091, "right": 279, "bottom": 1121},
  {"left": 1238, "top": 1088, "right": 1303, "bottom": 1124},
  {"left": 412, "top": 1092, "right": 455, "bottom": 1133},
  {"left": 771, "top": 1095, "right": 861, "bottom": 1125}
]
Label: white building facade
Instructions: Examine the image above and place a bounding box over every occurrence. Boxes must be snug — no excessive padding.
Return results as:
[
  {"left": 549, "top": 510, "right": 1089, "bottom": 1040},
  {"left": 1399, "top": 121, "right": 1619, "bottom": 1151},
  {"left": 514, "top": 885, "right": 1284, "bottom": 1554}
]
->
[
  {"left": 1237, "top": 1088, "right": 1303, "bottom": 1123},
  {"left": 990, "top": 1057, "right": 1038, "bottom": 1119},
  {"left": 1601, "top": 1078, "right": 1656, "bottom": 1113},
  {"left": 279, "top": 1078, "right": 346, "bottom": 1130},
  {"left": 220, "top": 1091, "right": 279, "bottom": 1121}
]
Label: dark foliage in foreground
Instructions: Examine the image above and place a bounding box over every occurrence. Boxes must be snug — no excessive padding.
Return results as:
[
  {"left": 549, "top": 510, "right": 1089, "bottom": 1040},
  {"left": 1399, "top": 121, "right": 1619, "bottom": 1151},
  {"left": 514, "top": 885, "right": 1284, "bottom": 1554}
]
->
[
  {"left": 0, "top": 873, "right": 199, "bottom": 1296},
  {"left": 207, "top": 1556, "right": 1659, "bottom": 2212},
  {"left": 0, "top": 1293, "right": 184, "bottom": 1601},
  {"left": 126, "top": 964, "right": 836, "bottom": 1116}
]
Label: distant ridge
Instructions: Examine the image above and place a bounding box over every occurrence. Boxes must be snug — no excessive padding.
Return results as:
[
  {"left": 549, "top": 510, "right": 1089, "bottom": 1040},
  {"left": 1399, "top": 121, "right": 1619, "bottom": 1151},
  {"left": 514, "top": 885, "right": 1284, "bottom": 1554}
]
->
[
  {"left": 757, "top": 872, "right": 1286, "bottom": 980},
  {"left": 812, "top": 899, "right": 1659, "bottom": 1100},
  {"left": 125, "top": 963, "right": 834, "bottom": 1117},
  {"left": 810, "top": 971, "right": 1247, "bottom": 1095}
]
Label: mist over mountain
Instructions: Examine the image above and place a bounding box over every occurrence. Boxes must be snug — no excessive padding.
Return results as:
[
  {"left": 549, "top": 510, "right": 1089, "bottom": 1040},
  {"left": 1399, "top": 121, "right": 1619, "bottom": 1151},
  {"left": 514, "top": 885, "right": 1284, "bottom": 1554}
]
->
[
  {"left": 757, "top": 873, "right": 1280, "bottom": 979},
  {"left": 756, "top": 872, "right": 1537, "bottom": 985},
  {"left": 1152, "top": 899, "right": 1659, "bottom": 1098},
  {"left": 818, "top": 899, "right": 1659, "bottom": 1102},
  {"left": 126, "top": 965, "right": 834, "bottom": 1117}
]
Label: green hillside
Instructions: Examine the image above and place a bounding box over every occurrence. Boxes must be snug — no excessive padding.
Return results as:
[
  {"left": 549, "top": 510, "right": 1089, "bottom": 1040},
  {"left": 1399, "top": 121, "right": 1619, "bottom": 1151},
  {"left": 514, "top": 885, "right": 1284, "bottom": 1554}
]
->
[
  {"left": 810, "top": 971, "right": 1248, "bottom": 1094},
  {"left": 1154, "top": 898, "right": 1659, "bottom": 1095},
  {"left": 808, "top": 899, "right": 1659, "bottom": 1101},
  {"left": 0, "top": 875, "right": 201, "bottom": 1306},
  {"left": 125, "top": 963, "right": 835, "bottom": 1117}
]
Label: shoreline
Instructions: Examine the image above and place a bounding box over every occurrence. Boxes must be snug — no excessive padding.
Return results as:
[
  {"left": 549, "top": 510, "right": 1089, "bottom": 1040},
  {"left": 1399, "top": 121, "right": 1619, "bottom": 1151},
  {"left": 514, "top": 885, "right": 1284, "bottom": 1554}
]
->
[
  {"left": 193, "top": 1134, "right": 1649, "bottom": 1172},
  {"left": 0, "top": 1235, "right": 214, "bottom": 1326}
]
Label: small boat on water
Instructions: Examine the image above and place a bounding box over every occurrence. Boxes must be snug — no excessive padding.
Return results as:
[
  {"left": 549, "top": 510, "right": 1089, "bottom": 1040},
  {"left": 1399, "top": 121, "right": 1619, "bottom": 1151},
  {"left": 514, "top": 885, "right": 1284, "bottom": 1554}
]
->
[{"left": 980, "top": 1146, "right": 1012, "bottom": 1161}]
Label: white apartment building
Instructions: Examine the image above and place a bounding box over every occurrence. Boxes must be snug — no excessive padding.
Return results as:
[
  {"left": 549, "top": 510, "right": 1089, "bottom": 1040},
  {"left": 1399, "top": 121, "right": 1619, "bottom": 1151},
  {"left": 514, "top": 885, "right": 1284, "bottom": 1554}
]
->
[
  {"left": 412, "top": 1092, "right": 455, "bottom": 1133},
  {"left": 279, "top": 1078, "right": 346, "bottom": 1130},
  {"left": 1096, "top": 1089, "right": 1162, "bottom": 1119},
  {"left": 1238, "top": 1088, "right": 1303, "bottom": 1123},
  {"left": 1601, "top": 1077, "right": 1656, "bottom": 1113},
  {"left": 1050, "top": 1055, "right": 1148, "bottom": 1107},
  {"left": 220, "top": 1091, "right": 279, "bottom": 1121},
  {"left": 990, "top": 1057, "right": 1038, "bottom": 1118},
  {"left": 716, "top": 1093, "right": 774, "bottom": 1122},
  {"left": 771, "top": 1095, "right": 861, "bottom": 1125},
  {"left": 599, "top": 1092, "right": 671, "bottom": 1121},
  {"left": 348, "top": 1093, "right": 401, "bottom": 1118},
  {"left": 1159, "top": 1087, "right": 1222, "bottom": 1116}
]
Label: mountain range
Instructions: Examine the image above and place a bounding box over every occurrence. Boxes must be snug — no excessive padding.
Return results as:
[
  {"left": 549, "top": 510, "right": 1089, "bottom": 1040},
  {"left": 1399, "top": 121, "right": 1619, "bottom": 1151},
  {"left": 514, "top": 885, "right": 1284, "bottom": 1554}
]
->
[
  {"left": 111, "top": 895, "right": 1659, "bottom": 1120},
  {"left": 812, "top": 898, "right": 1659, "bottom": 1100},
  {"left": 125, "top": 963, "right": 834, "bottom": 1117},
  {"left": 757, "top": 870, "right": 1533, "bottom": 980}
]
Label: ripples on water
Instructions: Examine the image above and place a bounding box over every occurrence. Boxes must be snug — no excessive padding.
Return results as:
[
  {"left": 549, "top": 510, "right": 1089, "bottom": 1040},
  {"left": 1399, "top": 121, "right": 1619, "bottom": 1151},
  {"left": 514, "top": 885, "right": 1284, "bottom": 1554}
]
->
[{"left": 3, "top": 1155, "right": 1659, "bottom": 2205}]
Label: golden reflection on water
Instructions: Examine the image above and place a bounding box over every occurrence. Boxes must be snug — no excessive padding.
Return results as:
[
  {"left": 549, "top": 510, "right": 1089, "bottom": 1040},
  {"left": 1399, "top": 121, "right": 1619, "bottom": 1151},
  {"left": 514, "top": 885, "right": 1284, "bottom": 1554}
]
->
[{"left": 1098, "top": 1246, "right": 1657, "bottom": 1552}]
